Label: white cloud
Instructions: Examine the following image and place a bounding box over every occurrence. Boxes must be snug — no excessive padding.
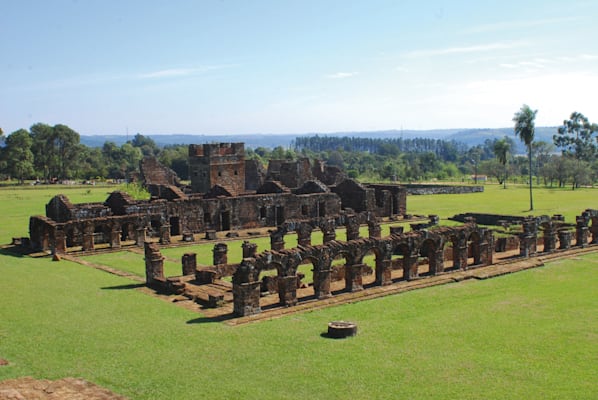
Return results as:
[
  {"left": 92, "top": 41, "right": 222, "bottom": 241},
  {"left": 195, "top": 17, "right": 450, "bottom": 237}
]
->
[
  {"left": 404, "top": 41, "right": 527, "bottom": 58},
  {"left": 326, "top": 72, "right": 358, "bottom": 79},
  {"left": 139, "top": 64, "right": 237, "bottom": 79}
]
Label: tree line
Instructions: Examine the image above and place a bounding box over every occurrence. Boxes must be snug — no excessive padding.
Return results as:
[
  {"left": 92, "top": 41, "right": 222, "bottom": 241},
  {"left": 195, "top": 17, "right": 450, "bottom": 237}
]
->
[{"left": 1, "top": 110, "right": 596, "bottom": 192}]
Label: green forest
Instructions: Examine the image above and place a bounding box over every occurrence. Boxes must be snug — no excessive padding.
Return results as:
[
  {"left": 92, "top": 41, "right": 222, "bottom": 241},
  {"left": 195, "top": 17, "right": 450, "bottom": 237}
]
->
[{"left": 1, "top": 110, "right": 596, "bottom": 189}]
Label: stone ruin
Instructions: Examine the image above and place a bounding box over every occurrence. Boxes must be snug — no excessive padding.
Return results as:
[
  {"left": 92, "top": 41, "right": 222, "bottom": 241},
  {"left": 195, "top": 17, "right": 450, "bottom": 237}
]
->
[
  {"left": 141, "top": 208, "right": 598, "bottom": 317},
  {"left": 28, "top": 142, "right": 408, "bottom": 254}
]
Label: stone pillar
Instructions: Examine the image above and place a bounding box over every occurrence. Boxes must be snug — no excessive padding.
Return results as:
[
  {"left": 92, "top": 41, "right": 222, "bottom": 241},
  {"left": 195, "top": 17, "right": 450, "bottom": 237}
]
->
[
  {"left": 182, "top": 252, "right": 197, "bottom": 276},
  {"left": 543, "top": 224, "right": 558, "bottom": 253},
  {"left": 297, "top": 223, "right": 312, "bottom": 247},
  {"left": 345, "top": 263, "right": 365, "bottom": 292},
  {"left": 53, "top": 227, "right": 67, "bottom": 255},
  {"left": 576, "top": 216, "right": 589, "bottom": 247},
  {"left": 429, "top": 249, "right": 445, "bottom": 275},
  {"left": 376, "top": 259, "right": 392, "bottom": 286},
  {"left": 159, "top": 223, "right": 171, "bottom": 245},
  {"left": 345, "top": 215, "right": 360, "bottom": 241},
  {"left": 558, "top": 229, "right": 572, "bottom": 250},
  {"left": 213, "top": 243, "right": 228, "bottom": 265},
  {"left": 313, "top": 268, "right": 332, "bottom": 299},
  {"left": 590, "top": 216, "right": 598, "bottom": 244},
  {"left": 232, "top": 258, "right": 261, "bottom": 317},
  {"left": 242, "top": 241, "right": 258, "bottom": 258},
  {"left": 368, "top": 220, "right": 381, "bottom": 239},
  {"left": 40, "top": 229, "right": 50, "bottom": 252},
  {"left": 454, "top": 245, "right": 468, "bottom": 270},
  {"left": 278, "top": 275, "right": 298, "bottom": 307},
  {"left": 519, "top": 218, "right": 538, "bottom": 257},
  {"left": 403, "top": 254, "right": 419, "bottom": 280},
  {"left": 144, "top": 242, "right": 164, "bottom": 284},
  {"left": 480, "top": 231, "right": 494, "bottom": 266},
  {"left": 270, "top": 229, "right": 285, "bottom": 251},
  {"left": 323, "top": 227, "right": 336, "bottom": 243},
  {"left": 82, "top": 223, "right": 95, "bottom": 252},
  {"left": 136, "top": 227, "right": 147, "bottom": 247},
  {"left": 110, "top": 224, "right": 121, "bottom": 249}
]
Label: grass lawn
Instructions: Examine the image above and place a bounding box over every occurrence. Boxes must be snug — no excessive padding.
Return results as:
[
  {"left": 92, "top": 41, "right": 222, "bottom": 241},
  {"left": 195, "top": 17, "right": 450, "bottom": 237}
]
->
[
  {"left": 0, "top": 183, "right": 597, "bottom": 399},
  {"left": 0, "top": 252, "right": 596, "bottom": 399}
]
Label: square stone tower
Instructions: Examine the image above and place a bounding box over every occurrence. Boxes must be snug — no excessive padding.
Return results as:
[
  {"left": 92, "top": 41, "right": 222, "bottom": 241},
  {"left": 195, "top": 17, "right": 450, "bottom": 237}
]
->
[{"left": 189, "top": 143, "right": 246, "bottom": 195}]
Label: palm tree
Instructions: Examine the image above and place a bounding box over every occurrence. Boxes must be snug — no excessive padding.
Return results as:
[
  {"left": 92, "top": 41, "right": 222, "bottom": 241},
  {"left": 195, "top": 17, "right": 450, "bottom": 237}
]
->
[
  {"left": 493, "top": 137, "right": 511, "bottom": 189},
  {"left": 513, "top": 104, "right": 538, "bottom": 210}
]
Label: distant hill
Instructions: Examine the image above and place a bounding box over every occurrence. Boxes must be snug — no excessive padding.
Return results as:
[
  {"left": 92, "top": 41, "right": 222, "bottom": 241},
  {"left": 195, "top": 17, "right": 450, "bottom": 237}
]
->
[{"left": 80, "top": 127, "right": 559, "bottom": 153}]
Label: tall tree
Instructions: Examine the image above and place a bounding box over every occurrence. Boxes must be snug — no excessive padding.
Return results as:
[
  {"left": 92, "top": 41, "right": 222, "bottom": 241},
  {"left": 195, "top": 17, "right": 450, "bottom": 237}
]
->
[
  {"left": 513, "top": 104, "right": 538, "bottom": 210},
  {"left": 492, "top": 137, "right": 512, "bottom": 189},
  {"left": 553, "top": 112, "right": 597, "bottom": 162},
  {"left": 3, "top": 129, "right": 34, "bottom": 183},
  {"left": 30, "top": 123, "right": 56, "bottom": 181}
]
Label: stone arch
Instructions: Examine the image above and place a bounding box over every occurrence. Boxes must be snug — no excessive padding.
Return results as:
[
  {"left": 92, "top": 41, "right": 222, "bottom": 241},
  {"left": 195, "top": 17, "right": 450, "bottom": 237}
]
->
[{"left": 357, "top": 245, "right": 384, "bottom": 287}]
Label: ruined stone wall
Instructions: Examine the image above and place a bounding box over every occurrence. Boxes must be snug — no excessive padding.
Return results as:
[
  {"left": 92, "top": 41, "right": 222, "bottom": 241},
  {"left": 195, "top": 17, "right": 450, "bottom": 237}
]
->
[
  {"left": 189, "top": 143, "right": 246, "bottom": 195},
  {"left": 367, "top": 184, "right": 407, "bottom": 216},
  {"left": 244, "top": 159, "right": 266, "bottom": 191},
  {"left": 140, "top": 156, "right": 181, "bottom": 186},
  {"left": 278, "top": 158, "right": 313, "bottom": 189},
  {"left": 403, "top": 184, "right": 484, "bottom": 195}
]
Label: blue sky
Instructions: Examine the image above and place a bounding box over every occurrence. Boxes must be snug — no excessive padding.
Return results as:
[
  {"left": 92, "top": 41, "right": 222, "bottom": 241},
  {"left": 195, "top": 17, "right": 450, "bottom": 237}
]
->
[{"left": 2, "top": 0, "right": 597, "bottom": 135}]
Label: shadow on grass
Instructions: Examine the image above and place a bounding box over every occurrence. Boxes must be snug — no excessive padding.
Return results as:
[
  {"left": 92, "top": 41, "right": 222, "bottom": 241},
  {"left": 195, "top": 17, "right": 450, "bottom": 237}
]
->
[
  {"left": 186, "top": 314, "right": 235, "bottom": 324},
  {"left": 101, "top": 283, "right": 146, "bottom": 290},
  {"left": 0, "top": 246, "right": 28, "bottom": 258}
]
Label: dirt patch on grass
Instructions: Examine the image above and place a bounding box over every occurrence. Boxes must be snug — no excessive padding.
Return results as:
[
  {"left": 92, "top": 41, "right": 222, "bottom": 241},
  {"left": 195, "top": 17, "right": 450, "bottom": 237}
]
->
[{"left": 0, "top": 377, "right": 127, "bottom": 400}]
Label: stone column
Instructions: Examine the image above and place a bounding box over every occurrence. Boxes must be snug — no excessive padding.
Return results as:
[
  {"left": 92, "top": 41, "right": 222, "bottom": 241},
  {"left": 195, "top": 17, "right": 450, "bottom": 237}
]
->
[
  {"left": 53, "top": 227, "right": 67, "bottom": 255},
  {"left": 313, "top": 268, "right": 332, "bottom": 299},
  {"left": 590, "top": 216, "right": 598, "bottom": 244},
  {"left": 213, "top": 243, "right": 228, "bottom": 265},
  {"left": 368, "top": 220, "right": 381, "bottom": 239},
  {"left": 144, "top": 242, "right": 164, "bottom": 285},
  {"left": 403, "top": 254, "right": 419, "bottom": 280},
  {"left": 297, "top": 223, "right": 312, "bottom": 247},
  {"left": 429, "top": 249, "right": 444, "bottom": 275},
  {"left": 232, "top": 258, "right": 261, "bottom": 317},
  {"left": 454, "top": 245, "right": 468, "bottom": 269},
  {"left": 110, "top": 224, "right": 121, "bottom": 249},
  {"left": 136, "top": 227, "right": 147, "bottom": 247},
  {"left": 40, "top": 229, "right": 50, "bottom": 252},
  {"left": 278, "top": 275, "right": 298, "bottom": 307},
  {"left": 543, "top": 224, "right": 558, "bottom": 253},
  {"left": 159, "top": 223, "right": 171, "bottom": 245},
  {"left": 270, "top": 229, "right": 285, "bottom": 251},
  {"left": 242, "top": 241, "right": 258, "bottom": 258},
  {"left": 576, "top": 216, "right": 589, "bottom": 247},
  {"left": 182, "top": 252, "right": 197, "bottom": 276},
  {"left": 345, "top": 215, "right": 360, "bottom": 241},
  {"left": 558, "top": 229, "right": 572, "bottom": 249},
  {"left": 323, "top": 227, "right": 336, "bottom": 243},
  {"left": 376, "top": 259, "right": 392, "bottom": 286},
  {"left": 345, "top": 263, "right": 365, "bottom": 292},
  {"left": 82, "top": 223, "right": 95, "bottom": 252}
]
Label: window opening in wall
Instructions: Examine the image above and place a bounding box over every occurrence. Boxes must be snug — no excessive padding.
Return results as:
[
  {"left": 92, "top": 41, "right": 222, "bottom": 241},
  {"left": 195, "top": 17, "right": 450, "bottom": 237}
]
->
[
  {"left": 203, "top": 213, "right": 211, "bottom": 224},
  {"left": 301, "top": 205, "right": 309, "bottom": 216},
  {"left": 260, "top": 206, "right": 267, "bottom": 219}
]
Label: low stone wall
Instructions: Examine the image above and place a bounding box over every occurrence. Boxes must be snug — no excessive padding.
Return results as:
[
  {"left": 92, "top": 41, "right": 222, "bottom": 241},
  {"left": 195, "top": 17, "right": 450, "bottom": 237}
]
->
[
  {"left": 403, "top": 184, "right": 483, "bottom": 195},
  {"left": 450, "top": 213, "right": 525, "bottom": 225}
]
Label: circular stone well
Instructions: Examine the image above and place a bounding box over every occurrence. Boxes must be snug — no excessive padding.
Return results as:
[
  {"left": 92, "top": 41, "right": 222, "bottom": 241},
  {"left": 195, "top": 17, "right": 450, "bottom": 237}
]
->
[{"left": 327, "top": 321, "right": 358, "bottom": 338}]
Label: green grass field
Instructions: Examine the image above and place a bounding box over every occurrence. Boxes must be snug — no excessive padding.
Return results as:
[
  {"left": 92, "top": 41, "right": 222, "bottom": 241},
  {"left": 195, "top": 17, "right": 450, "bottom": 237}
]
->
[{"left": 1, "top": 183, "right": 597, "bottom": 399}]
